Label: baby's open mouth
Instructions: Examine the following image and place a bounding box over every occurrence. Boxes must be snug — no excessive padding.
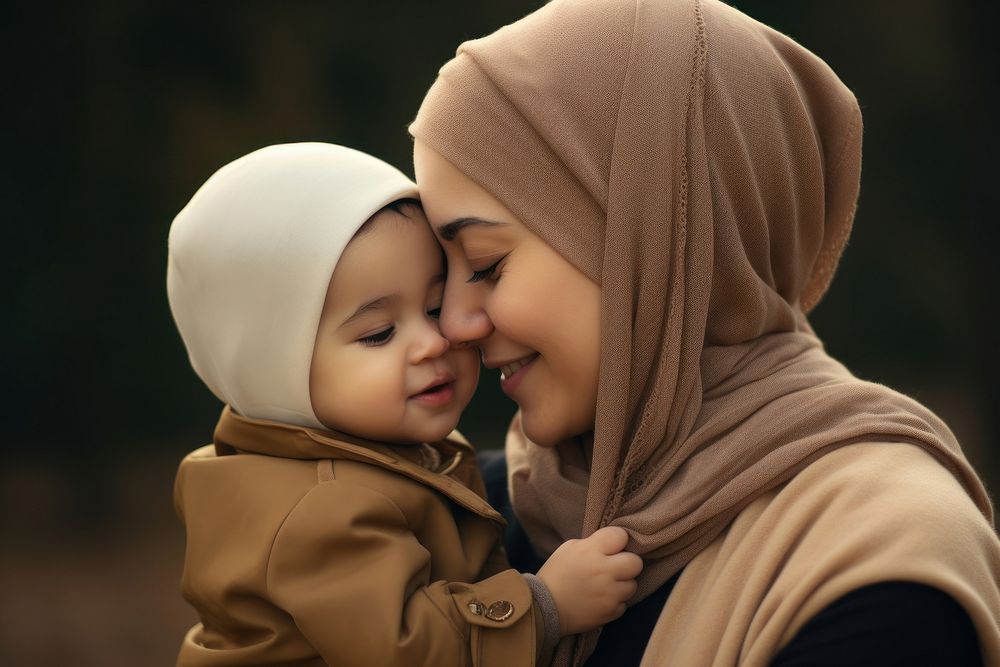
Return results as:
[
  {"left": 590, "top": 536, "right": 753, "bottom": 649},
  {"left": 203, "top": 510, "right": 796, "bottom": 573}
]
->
[
  {"left": 410, "top": 377, "right": 457, "bottom": 406},
  {"left": 415, "top": 382, "right": 450, "bottom": 397}
]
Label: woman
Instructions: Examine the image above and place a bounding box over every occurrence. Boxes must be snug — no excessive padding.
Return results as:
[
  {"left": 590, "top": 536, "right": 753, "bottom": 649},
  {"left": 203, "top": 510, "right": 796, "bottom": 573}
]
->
[{"left": 411, "top": 0, "right": 1000, "bottom": 664}]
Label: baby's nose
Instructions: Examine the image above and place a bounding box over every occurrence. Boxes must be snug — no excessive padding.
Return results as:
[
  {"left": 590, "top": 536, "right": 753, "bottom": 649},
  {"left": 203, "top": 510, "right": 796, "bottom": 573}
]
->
[{"left": 412, "top": 321, "right": 451, "bottom": 362}]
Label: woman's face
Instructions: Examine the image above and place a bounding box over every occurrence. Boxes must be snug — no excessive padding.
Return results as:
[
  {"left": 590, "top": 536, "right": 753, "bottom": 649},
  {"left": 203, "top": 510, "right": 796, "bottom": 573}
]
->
[{"left": 413, "top": 141, "right": 601, "bottom": 446}]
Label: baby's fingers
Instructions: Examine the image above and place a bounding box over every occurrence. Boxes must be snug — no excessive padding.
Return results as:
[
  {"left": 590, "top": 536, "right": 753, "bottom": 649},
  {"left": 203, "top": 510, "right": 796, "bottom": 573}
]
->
[
  {"left": 599, "top": 585, "right": 635, "bottom": 623},
  {"left": 606, "top": 602, "right": 628, "bottom": 624},
  {"left": 608, "top": 551, "right": 644, "bottom": 580},
  {"left": 589, "top": 526, "right": 630, "bottom": 555},
  {"left": 613, "top": 579, "right": 639, "bottom": 603}
]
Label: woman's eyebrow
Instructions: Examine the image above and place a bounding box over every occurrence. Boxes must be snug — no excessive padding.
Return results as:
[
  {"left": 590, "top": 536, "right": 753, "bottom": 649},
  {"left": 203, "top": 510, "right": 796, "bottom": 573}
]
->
[{"left": 437, "top": 217, "right": 505, "bottom": 241}]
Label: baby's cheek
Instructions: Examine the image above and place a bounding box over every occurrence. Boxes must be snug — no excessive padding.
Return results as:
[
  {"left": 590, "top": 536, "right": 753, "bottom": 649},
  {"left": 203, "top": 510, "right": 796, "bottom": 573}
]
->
[
  {"left": 333, "top": 354, "right": 393, "bottom": 405},
  {"left": 452, "top": 349, "right": 481, "bottom": 400},
  {"left": 456, "top": 348, "right": 479, "bottom": 373}
]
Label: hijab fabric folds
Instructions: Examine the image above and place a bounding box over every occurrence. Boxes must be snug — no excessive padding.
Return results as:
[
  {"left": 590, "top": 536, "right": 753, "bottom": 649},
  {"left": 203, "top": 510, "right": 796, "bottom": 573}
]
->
[{"left": 411, "top": 0, "right": 994, "bottom": 662}]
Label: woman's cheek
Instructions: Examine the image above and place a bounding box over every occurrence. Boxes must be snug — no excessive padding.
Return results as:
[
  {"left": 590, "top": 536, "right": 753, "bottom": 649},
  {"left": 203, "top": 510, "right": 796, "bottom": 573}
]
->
[{"left": 498, "top": 277, "right": 549, "bottom": 346}]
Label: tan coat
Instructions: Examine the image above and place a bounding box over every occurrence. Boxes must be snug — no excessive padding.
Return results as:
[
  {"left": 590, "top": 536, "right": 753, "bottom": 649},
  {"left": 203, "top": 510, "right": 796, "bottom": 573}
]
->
[{"left": 174, "top": 407, "right": 540, "bottom": 667}]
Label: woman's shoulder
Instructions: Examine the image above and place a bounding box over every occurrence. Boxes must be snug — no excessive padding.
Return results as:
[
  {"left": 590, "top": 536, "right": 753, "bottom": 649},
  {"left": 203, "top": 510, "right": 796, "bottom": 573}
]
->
[
  {"left": 697, "top": 441, "right": 999, "bottom": 582},
  {"left": 755, "top": 442, "right": 1000, "bottom": 664},
  {"left": 747, "top": 441, "right": 1000, "bottom": 612},
  {"left": 648, "top": 441, "right": 1000, "bottom": 666},
  {"left": 781, "top": 441, "right": 993, "bottom": 532}
]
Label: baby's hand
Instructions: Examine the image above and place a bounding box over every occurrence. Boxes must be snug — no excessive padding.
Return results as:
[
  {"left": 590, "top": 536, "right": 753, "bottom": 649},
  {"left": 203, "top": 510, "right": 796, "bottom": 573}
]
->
[{"left": 536, "top": 526, "right": 643, "bottom": 636}]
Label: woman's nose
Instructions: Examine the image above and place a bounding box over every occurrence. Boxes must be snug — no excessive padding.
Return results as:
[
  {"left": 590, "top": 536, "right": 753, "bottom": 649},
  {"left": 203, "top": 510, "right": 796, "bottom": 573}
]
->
[{"left": 440, "top": 280, "right": 493, "bottom": 348}]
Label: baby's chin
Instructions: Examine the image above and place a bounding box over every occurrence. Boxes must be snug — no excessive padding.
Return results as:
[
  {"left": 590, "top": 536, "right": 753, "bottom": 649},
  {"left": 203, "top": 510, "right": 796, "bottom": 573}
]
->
[
  {"left": 407, "top": 402, "right": 472, "bottom": 445},
  {"left": 413, "top": 421, "right": 463, "bottom": 445},
  {"left": 316, "top": 407, "right": 464, "bottom": 445},
  {"left": 377, "top": 417, "right": 463, "bottom": 446}
]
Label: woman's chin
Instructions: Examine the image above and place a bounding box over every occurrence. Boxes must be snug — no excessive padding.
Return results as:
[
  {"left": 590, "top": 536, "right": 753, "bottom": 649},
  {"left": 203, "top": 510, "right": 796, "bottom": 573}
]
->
[
  {"left": 517, "top": 415, "right": 553, "bottom": 447},
  {"left": 520, "top": 412, "right": 586, "bottom": 449}
]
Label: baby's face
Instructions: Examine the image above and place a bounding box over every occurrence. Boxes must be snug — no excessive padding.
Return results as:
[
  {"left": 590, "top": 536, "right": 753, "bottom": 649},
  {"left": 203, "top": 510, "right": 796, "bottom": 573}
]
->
[{"left": 309, "top": 207, "right": 479, "bottom": 444}]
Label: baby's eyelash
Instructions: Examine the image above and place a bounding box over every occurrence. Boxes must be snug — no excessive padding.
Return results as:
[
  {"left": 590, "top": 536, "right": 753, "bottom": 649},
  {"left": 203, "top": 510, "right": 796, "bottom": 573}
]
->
[
  {"left": 359, "top": 327, "right": 394, "bottom": 347},
  {"left": 468, "top": 255, "right": 507, "bottom": 283},
  {"left": 427, "top": 306, "right": 442, "bottom": 320}
]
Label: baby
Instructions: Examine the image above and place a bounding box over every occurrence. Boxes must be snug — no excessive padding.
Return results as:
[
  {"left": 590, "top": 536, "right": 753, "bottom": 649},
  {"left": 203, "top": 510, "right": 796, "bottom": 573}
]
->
[{"left": 167, "top": 143, "right": 642, "bottom": 667}]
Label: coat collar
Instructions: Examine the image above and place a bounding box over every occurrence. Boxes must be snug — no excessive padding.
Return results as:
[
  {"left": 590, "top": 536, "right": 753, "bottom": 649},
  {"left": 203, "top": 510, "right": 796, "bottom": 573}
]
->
[{"left": 213, "top": 407, "right": 504, "bottom": 523}]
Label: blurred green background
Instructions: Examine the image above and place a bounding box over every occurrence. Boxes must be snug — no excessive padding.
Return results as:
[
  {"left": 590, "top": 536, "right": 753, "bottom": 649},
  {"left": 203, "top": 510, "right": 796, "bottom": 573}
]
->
[{"left": 4, "top": 1, "right": 996, "bottom": 664}]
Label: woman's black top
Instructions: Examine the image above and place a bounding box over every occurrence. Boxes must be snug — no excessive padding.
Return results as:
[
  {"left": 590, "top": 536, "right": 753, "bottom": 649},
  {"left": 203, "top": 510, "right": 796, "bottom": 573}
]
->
[{"left": 478, "top": 450, "right": 982, "bottom": 666}]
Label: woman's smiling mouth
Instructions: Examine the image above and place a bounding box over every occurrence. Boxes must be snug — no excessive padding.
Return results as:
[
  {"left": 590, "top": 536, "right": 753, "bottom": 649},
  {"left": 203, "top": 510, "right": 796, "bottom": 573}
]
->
[
  {"left": 500, "top": 354, "right": 538, "bottom": 381},
  {"left": 498, "top": 353, "right": 539, "bottom": 394}
]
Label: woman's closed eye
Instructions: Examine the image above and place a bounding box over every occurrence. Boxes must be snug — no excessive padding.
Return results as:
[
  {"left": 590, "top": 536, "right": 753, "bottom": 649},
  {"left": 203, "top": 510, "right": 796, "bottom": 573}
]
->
[
  {"left": 427, "top": 305, "right": 442, "bottom": 320},
  {"left": 358, "top": 326, "right": 394, "bottom": 347},
  {"left": 468, "top": 254, "right": 507, "bottom": 283}
]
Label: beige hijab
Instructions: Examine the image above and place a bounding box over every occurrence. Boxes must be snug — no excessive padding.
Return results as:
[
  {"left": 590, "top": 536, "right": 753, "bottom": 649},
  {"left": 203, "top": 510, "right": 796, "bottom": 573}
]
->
[{"left": 412, "top": 0, "right": 994, "bottom": 662}]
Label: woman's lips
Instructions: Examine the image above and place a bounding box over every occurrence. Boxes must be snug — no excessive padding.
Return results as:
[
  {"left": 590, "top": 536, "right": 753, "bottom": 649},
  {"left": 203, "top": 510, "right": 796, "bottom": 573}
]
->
[
  {"left": 410, "top": 381, "right": 456, "bottom": 407},
  {"left": 500, "top": 353, "right": 539, "bottom": 395}
]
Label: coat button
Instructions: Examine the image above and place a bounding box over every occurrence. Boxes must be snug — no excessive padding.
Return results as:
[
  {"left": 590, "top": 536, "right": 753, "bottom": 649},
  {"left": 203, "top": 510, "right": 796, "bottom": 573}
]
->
[
  {"left": 468, "top": 601, "right": 485, "bottom": 616},
  {"left": 485, "top": 600, "right": 514, "bottom": 622}
]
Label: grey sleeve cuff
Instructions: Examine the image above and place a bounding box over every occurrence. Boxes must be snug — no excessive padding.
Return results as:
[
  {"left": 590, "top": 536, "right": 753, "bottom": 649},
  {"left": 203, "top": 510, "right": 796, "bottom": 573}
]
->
[{"left": 523, "top": 573, "right": 560, "bottom": 666}]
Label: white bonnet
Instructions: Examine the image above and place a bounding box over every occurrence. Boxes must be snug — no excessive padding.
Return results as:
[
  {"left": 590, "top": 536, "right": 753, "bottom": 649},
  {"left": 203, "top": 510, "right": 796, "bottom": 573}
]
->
[{"left": 167, "top": 142, "right": 418, "bottom": 428}]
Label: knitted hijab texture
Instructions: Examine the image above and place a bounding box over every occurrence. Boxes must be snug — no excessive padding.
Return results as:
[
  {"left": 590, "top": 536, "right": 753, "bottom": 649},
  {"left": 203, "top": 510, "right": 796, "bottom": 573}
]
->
[{"left": 412, "top": 0, "right": 991, "bottom": 662}]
